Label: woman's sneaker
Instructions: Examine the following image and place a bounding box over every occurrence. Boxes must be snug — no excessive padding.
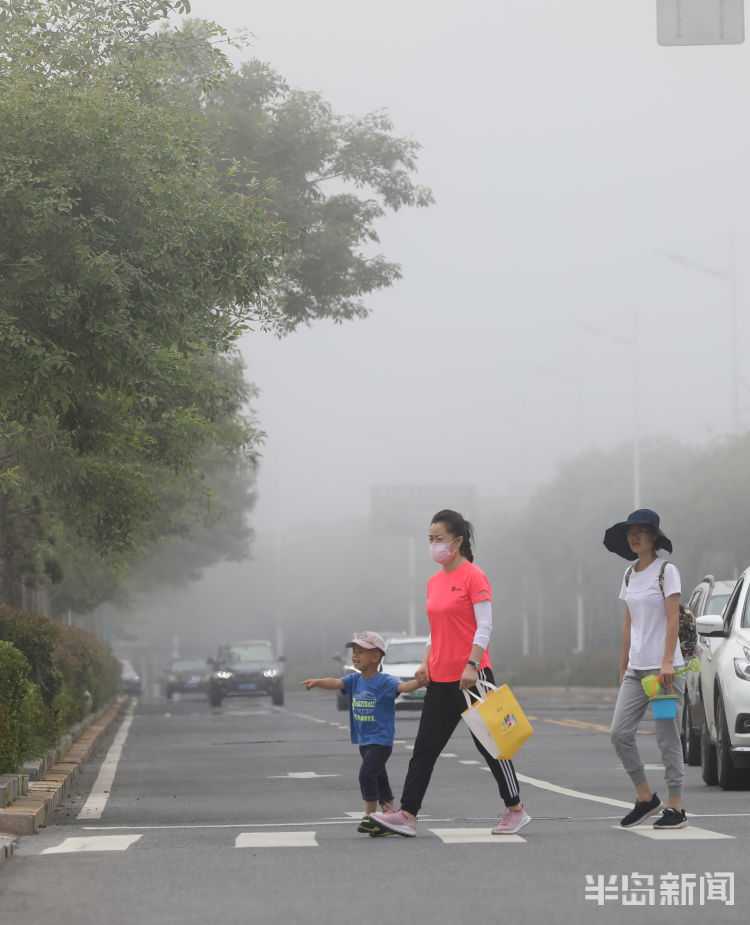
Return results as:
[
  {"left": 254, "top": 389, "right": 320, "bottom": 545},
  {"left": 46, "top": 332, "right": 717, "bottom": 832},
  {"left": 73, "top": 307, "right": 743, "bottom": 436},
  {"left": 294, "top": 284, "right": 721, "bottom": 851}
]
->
[
  {"left": 357, "top": 815, "right": 379, "bottom": 834},
  {"left": 491, "top": 805, "right": 531, "bottom": 835},
  {"left": 620, "top": 794, "right": 664, "bottom": 827},
  {"left": 653, "top": 808, "right": 688, "bottom": 829},
  {"left": 368, "top": 809, "right": 417, "bottom": 837}
]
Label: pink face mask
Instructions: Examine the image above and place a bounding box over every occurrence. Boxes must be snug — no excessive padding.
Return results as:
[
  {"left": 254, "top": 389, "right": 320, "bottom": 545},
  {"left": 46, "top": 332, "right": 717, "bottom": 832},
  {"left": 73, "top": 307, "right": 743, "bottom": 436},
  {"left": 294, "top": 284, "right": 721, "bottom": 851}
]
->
[{"left": 430, "top": 541, "right": 455, "bottom": 564}]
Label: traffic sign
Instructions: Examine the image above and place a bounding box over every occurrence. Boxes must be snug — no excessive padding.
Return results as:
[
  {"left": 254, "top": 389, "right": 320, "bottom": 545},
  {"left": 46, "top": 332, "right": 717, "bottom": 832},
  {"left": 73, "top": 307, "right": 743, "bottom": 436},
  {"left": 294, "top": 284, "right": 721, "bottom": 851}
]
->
[{"left": 657, "top": 0, "right": 744, "bottom": 45}]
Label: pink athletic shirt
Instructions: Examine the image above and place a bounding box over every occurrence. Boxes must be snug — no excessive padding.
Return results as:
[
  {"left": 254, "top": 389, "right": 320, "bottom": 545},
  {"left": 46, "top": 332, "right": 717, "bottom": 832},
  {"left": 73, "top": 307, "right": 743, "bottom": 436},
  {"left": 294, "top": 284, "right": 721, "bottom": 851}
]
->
[{"left": 426, "top": 560, "right": 492, "bottom": 682}]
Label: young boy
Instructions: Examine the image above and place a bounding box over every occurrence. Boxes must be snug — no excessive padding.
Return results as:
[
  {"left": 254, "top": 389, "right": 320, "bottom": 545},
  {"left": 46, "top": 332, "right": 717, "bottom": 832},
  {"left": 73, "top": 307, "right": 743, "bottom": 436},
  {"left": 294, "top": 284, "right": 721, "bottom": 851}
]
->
[{"left": 300, "top": 630, "right": 424, "bottom": 835}]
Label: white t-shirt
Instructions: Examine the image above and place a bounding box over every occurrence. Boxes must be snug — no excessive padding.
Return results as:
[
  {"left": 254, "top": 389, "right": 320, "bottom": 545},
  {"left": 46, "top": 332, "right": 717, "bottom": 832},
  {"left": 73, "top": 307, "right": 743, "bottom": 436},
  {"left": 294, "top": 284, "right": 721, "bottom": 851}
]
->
[{"left": 619, "top": 558, "right": 683, "bottom": 670}]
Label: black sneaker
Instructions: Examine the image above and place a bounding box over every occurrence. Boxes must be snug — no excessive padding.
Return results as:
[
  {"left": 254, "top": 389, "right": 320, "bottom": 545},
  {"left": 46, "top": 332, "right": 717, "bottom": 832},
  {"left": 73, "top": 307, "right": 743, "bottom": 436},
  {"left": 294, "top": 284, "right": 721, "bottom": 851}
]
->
[
  {"left": 357, "top": 815, "right": 379, "bottom": 834},
  {"left": 653, "top": 808, "right": 688, "bottom": 829},
  {"left": 619, "top": 794, "right": 664, "bottom": 827}
]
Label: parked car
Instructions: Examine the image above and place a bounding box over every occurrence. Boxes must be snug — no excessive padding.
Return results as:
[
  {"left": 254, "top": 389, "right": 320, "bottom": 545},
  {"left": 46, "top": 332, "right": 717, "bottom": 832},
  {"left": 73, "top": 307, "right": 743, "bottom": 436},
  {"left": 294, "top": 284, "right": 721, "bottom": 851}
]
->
[
  {"left": 118, "top": 658, "right": 142, "bottom": 696},
  {"left": 693, "top": 568, "right": 750, "bottom": 789},
  {"left": 163, "top": 659, "right": 210, "bottom": 699},
  {"left": 332, "top": 630, "right": 407, "bottom": 711},
  {"left": 683, "top": 575, "right": 737, "bottom": 764},
  {"left": 382, "top": 636, "right": 429, "bottom": 709},
  {"left": 208, "top": 640, "right": 285, "bottom": 707}
]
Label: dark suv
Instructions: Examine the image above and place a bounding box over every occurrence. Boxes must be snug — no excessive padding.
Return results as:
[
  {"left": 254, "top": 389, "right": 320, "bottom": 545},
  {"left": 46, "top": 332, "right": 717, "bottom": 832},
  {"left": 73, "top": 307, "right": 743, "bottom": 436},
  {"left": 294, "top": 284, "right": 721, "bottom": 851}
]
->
[{"left": 208, "top": 639, "right": 285, "bottom": 707}]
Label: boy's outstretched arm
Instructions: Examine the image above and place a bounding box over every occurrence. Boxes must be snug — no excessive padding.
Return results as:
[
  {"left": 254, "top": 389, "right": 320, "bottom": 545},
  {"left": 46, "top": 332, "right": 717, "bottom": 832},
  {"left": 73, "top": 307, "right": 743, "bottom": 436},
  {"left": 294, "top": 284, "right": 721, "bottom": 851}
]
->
[
  {"left": 299, "top": 678, "right": 345, "bottom": 690},
  {"left": 397, "top": 678, "right": 425, "bottom": 694}
]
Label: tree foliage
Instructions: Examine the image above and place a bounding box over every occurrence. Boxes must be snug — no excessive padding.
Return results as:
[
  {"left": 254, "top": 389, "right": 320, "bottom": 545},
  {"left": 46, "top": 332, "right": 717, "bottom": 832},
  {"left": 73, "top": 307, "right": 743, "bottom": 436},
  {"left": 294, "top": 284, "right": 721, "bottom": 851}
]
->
[{"left": 0, "top": 2, "right": 434, "bottom": 616}]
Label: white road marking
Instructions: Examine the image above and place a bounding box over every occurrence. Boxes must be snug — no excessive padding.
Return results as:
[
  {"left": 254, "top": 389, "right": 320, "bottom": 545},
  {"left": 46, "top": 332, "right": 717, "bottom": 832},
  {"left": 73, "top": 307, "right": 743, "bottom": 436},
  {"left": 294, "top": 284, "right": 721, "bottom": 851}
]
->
[
  {"left": 429, "top": 828, "right": 526, "bottom": 844},
  {"left": 235, "top": 832, "right": 318, "bottom": 848},
  {"left": 621, "top": 826, "right": 734, "bottom": 840},
  {"left": 439, "top": 752, "right": 458, "bottom": 758},
  {"left": 42, "top": 835, "right": 142, "bottom": 854},
  {"left": 460, "top": 760, "right": 481, "bottom": 765},
  {"left": 267, "top": 771, "right": 339, "bottom": 779},
  {"left": 77, "top": 701, "right": 137, "bottom": 820},
  {"left": 517, "top": 773, "right": 633, "bottom": 809}
]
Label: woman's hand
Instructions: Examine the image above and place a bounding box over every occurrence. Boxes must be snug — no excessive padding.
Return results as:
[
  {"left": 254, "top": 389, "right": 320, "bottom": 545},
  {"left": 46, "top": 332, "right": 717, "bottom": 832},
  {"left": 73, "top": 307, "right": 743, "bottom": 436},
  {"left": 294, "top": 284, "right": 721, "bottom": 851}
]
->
[
  {"left": 415, "top": 660, "right": 431, "bottom": 686},
  {"left": 459, "top": 664, "right": 478, "bottom": 691},
  {"left": 659, "top": 661, "right": 675, "bottom": 686}
]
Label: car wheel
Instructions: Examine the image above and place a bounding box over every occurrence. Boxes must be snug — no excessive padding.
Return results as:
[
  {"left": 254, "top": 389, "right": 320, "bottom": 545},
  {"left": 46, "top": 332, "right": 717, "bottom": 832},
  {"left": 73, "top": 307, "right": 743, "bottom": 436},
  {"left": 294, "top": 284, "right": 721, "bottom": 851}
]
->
[
  {"left": 272, "top": 687, "right": 284, "bottom": 706},
  {"left": 681, "top": 691, "right": 701, "bottom": 765},
  {"left": 716, "top": 693, "right": 745, "bottom": 790},
  {"left": 209, "top": 686, "right": 223, "bottom": 707},
  {"left": 700, "top": 704, "right": 718, "bottom": 786}
]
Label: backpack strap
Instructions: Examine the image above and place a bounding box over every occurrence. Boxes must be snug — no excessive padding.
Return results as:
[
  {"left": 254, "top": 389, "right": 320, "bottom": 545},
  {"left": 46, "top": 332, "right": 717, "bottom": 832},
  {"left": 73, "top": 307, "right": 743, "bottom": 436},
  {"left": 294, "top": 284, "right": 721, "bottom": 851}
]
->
[
  {"left": 624, "top": 565, "right": 634, "bottom": 587},
  {"left": 658, "top": 560, "right": 667, "bottom": 598}
]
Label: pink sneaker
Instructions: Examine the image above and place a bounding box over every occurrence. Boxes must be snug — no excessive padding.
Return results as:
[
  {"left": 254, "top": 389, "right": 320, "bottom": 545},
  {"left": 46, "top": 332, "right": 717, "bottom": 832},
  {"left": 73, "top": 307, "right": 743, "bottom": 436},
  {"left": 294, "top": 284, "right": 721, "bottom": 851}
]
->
[
  {"left": 491, "top": 806, "right": 530, "bottom": 835},
  {"left": 369, "top": 809, "right": 417, "bottom": 837}
]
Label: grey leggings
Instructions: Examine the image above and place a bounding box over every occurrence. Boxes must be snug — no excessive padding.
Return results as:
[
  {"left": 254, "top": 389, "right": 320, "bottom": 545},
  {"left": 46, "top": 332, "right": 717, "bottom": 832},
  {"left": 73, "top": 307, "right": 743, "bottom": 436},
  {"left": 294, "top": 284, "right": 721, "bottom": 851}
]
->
[{"left": 610, "top": 668, "right": 686, "bottom": 798}]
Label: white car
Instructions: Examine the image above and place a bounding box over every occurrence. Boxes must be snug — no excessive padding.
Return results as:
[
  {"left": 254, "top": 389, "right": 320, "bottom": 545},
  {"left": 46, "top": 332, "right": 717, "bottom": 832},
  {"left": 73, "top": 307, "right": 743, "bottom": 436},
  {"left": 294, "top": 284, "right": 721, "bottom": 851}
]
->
[
  {"left": 696, "top": 566, "right": 750, "bottom": 789},
  {"left": 382, "top": 636, "right": 429, "bottom": 709}
]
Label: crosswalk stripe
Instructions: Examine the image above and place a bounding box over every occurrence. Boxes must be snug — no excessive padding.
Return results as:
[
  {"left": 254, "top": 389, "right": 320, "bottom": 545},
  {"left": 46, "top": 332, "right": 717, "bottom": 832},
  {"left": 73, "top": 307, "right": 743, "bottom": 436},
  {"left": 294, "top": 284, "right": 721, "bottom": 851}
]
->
[
  {"left": 621, "top": 826, "right": 735, "bottom": 840},
  {"left": 42, "top": 835, "right": 142, "bottom": 854},
  {"left": 429, "top": 828, "right": 526, "bottom": 844},
  {"left": 235, "top": 832, "right": 318, "bottom": 848}
]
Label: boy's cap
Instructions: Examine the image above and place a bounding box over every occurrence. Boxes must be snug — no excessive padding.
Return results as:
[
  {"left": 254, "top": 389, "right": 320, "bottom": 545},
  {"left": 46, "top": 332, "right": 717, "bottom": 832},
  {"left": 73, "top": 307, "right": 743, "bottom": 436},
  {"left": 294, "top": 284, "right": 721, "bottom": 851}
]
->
[{"left": 344, "top": 631, "right": 386, "bottom": 653}]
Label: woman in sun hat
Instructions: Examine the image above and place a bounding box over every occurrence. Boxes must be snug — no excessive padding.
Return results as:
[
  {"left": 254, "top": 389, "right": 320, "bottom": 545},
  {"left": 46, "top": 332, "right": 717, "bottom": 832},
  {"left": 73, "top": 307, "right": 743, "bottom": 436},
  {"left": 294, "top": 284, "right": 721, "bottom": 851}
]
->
[{"left": 604, "top": 508, "right": 688, "bottom": 830}]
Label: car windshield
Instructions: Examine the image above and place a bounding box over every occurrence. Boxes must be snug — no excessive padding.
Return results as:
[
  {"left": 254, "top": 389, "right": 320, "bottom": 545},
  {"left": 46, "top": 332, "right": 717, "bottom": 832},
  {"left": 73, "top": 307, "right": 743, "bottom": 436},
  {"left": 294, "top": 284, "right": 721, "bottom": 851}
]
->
[
  {"left": 706, "top": 594, "right": 730, "bottom": 616},
  {"left": 171, "top": 660, "right": 206, "bottom": 672},
  {"left": 385, "top": 641, "right": 427, "bottom": 662},
  {"left": 223, "top": 644, "right": 274, "bottom": 663}
]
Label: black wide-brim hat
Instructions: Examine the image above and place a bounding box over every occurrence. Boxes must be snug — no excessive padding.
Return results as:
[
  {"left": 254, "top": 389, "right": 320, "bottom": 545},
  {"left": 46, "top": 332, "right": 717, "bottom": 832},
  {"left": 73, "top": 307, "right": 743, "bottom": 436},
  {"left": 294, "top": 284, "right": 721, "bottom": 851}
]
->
[{"left": 603, "top": 508, "right": 673, "bottom": 561}]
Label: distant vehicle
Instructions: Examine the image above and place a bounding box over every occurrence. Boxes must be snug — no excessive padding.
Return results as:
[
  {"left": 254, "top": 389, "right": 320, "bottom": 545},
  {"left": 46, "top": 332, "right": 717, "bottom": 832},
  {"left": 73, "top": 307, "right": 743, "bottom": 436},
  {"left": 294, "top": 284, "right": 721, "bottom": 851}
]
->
[
  {"left": 332, "top": 630, "right": 407, "bottom": 711},
  {"left": 163, "top": 659, "right": 210, "bottom": 699},
  {"left": 208, "top": 640, "right": 285, "bottom": 707},
  {"left": 683, "top": 576, "right": 737, "bottom": 765},
  {"left": 118, "top": 658, "right": 142, "bottom": 696},
  {"left": 693, "top": 568, "right": 750, "bottom": 789},
  {"left": 382, "top": 636, "right": 429, "bottom": 709}
]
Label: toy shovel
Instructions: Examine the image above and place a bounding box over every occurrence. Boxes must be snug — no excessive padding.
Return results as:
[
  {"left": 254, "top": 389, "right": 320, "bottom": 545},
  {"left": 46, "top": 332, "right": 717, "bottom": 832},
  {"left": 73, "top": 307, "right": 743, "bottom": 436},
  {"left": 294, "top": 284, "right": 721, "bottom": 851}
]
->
[{"left": 640, "top": 658, "right": 700, "bottom": 697}]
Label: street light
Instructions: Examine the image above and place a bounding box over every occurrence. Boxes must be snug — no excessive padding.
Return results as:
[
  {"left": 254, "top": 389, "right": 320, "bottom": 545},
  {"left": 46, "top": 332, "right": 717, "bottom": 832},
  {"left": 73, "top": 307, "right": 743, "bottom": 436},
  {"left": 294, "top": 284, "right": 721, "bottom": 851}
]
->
[{"left": 655, "top": 236, "right": 740, "bottom": 433}]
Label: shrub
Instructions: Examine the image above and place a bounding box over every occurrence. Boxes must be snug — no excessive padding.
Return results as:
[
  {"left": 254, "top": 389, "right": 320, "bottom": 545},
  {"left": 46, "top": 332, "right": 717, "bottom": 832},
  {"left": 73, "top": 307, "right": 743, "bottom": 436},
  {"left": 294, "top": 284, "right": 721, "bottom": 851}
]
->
[{"left": 0, "top": 640, "right": 31, "bottom": 772}]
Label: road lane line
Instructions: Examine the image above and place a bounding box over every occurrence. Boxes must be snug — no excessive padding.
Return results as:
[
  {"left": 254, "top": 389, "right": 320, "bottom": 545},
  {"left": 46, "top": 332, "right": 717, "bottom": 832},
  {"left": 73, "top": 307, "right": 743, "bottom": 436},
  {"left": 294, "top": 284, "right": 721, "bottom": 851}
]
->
[
  {"left": 429, "top": 828, "right": 526, "bottom": 844},
  {"left": 42, "top": 835, "right": 142, "bottom": 854},
  {"left": 77, "top": 701, "right": 136, "bottom": 820},
  {"left": 621, "top": 826, "right": 734, "bottom": 840},
  {"left": 516, "top": 773, "right": 633, "bottom": 809}
]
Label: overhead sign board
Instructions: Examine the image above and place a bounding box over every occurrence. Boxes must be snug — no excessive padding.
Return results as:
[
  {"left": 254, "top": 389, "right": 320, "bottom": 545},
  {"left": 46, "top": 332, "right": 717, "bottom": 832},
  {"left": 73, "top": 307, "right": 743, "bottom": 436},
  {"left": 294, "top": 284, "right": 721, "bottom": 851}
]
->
[
  {"left": 370, "top": 485, "right": 477, "bottom": 538},
  {"left": 657, "top": 0, "right": 745, "bottom": 45}
]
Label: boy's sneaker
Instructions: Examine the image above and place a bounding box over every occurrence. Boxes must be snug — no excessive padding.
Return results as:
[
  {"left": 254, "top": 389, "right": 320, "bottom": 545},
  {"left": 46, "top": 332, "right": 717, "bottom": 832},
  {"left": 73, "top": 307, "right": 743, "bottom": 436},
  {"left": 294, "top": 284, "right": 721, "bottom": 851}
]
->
[
  {"left": 368, "top": 809, "right": 417, "bottom": 837},
  {"left": 356, "top": 815, "right": 380, "bottom": 834},
  {"left": 653, "top": 807, "right": 688, "bottom": 829},
  {"left": 491, "top": 805, "right": 531, "bottom": 835},
  {"left": 619, "top": 794, "right": 664, "bottom": 828}
]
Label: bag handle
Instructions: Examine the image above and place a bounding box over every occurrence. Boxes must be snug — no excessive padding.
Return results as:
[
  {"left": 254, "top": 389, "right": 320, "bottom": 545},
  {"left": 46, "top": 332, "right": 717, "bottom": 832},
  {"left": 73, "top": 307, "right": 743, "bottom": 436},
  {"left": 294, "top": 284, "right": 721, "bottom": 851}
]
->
[
  {"left": 650, "top": 676, "right": 675, "bottom": 701},
  {"left": 461, "top": 677, "right": 498, "bottom": 708}
]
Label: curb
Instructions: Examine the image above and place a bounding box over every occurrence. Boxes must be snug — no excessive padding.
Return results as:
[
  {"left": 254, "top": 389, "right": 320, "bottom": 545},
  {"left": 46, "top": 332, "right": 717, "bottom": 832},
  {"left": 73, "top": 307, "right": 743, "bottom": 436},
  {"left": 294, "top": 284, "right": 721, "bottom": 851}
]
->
[{"left": 0, "top": 695, "right": 128, "bottom": 841}]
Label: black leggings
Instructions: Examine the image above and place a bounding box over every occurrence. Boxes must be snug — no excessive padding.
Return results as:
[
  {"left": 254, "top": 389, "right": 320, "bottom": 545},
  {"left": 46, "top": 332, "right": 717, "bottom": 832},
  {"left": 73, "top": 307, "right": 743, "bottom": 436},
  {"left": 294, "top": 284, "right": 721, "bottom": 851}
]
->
[{"left": 400, "top": 668, "right": 521, "bottom": 817}]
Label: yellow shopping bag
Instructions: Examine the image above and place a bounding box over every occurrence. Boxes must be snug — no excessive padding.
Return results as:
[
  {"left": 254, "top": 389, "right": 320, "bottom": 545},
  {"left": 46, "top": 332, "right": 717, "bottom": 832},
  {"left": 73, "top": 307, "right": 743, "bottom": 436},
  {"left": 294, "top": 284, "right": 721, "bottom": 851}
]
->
[{"left": 461, "top": 680, "right": 534, "bottom": 760}]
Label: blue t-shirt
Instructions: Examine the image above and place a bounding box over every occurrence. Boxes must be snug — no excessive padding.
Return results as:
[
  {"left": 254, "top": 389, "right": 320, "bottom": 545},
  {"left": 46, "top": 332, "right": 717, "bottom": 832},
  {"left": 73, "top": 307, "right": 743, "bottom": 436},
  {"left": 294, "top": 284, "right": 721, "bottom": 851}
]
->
[{"left": 341, "top": 672, "right": 401, "bottom": 746}]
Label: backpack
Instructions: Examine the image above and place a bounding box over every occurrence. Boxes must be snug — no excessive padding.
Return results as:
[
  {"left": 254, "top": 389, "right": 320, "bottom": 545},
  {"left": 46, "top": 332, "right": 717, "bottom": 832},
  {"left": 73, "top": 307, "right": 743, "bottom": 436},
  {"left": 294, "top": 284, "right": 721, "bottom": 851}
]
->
[{"left": 624, "top": 560, "right": 697, "bottom": 659}]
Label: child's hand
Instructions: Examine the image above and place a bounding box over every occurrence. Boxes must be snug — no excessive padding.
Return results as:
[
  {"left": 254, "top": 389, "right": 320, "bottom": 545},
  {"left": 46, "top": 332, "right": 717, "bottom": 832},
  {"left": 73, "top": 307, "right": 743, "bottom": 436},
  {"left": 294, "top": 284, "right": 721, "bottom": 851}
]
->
[{"left": 299, "top": 679, "right": 317, "bottom": 690}]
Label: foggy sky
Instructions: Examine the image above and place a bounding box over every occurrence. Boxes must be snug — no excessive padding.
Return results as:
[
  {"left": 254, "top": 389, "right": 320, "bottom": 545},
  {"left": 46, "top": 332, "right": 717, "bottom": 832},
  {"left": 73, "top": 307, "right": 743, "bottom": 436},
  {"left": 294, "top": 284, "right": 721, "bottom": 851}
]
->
[
  {"left": 181, "top": 0, "right": 750, "bottom": 533},
  {"left": 134, "top": 1, "right": 750, "bottom": 658}
]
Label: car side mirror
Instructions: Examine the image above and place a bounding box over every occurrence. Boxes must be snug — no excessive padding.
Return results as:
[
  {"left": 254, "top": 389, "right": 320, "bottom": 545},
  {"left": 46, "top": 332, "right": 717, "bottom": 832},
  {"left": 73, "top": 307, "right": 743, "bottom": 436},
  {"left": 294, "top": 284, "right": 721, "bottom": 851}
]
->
[{"left": 695, "top": 614, "right": 728, "bottom": 637}]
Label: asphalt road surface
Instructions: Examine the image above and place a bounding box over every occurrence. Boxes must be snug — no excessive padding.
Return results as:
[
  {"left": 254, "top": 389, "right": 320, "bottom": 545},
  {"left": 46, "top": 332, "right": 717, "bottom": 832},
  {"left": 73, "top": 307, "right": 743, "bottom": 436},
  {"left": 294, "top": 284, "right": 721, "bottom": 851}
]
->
[{"left": 0, "top": 687, "right": 746, "bottom": 924}]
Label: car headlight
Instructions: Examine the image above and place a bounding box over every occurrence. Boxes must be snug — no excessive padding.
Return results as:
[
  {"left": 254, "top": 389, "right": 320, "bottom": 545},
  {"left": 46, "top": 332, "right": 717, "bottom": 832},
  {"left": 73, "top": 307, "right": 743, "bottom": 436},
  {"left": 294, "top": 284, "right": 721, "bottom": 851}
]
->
[
  {"left": 733, "top": 647, "right": 750, "bottom": 682},
  {"left": 262, "top": 668, "right": 278, "bottom": 678},
  {"left": 215, "top": 670, "right": 234, "bottom": 680}
]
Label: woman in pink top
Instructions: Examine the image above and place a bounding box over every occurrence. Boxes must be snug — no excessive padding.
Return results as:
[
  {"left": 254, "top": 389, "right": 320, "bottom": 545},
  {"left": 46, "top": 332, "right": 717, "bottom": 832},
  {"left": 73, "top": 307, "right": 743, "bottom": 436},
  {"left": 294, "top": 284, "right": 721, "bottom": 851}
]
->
[{"left": 370, "top": 509, "right": 530, "bottom": 837}]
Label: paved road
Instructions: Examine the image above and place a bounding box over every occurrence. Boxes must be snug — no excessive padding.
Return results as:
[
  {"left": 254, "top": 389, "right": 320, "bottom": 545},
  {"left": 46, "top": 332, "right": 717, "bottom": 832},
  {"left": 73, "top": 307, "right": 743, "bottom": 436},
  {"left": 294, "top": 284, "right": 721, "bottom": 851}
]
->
[{"left": 0, "top": 688, "right": 745, "bottom": 923}]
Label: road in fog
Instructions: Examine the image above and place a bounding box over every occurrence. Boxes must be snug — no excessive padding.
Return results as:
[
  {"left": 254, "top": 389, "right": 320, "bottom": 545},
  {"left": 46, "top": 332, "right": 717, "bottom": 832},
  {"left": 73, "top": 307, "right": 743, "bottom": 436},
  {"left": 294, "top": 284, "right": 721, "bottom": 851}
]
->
[{"left": 1, "top": 689, "right": 745, "bottom": 923}]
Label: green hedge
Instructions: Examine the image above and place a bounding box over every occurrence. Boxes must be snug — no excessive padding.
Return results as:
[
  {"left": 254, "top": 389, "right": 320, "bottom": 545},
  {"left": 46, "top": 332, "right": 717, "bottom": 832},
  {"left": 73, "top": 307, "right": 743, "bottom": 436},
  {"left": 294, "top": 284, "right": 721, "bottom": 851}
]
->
[{"left": 0, "top": 605, "right": 121, "bottom": 772}]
